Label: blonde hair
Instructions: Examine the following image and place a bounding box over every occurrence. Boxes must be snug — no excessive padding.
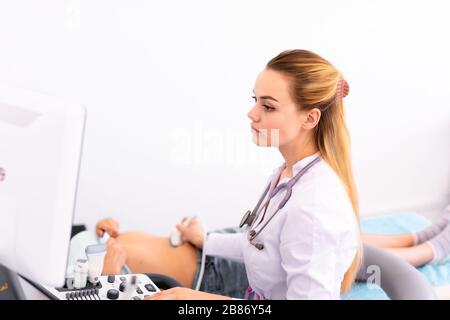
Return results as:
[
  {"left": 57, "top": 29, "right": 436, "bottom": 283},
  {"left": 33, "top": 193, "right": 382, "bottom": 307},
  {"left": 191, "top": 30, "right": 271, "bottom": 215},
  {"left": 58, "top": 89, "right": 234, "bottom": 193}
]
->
[{"left": 267, "top": 49, "right": 362, "bottom": 292}]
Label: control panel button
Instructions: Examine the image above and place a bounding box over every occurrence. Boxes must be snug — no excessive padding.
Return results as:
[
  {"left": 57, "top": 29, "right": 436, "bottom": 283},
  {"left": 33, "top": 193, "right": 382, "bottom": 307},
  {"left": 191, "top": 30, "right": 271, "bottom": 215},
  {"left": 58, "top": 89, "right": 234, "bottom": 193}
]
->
[
  {"left": 107, "top": 289, "right": 120, "bottom": 300},
  {"left": 144, "top": 283, "right": 156, "bottom": 292}
]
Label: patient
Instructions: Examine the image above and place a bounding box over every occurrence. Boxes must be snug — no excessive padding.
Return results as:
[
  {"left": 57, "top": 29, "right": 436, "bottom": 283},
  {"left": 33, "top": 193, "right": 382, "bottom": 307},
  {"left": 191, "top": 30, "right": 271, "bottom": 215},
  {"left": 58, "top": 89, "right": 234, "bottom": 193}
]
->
[
  {"left": 99, "top": 216, "right": 253, "bottom": 299},
  {"left": 99, "top": 218, "right": 199, "bottom": 288},
  {"left": 100, "top": 204, "right": 450, "bottom": 290}
]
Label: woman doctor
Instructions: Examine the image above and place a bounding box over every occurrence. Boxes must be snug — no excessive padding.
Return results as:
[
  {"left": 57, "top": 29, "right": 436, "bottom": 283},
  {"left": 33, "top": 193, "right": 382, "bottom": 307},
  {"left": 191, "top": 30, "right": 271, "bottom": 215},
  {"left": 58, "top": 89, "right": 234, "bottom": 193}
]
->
[{"left": 99, "top": 49, "right": 362, "bottom": 299}]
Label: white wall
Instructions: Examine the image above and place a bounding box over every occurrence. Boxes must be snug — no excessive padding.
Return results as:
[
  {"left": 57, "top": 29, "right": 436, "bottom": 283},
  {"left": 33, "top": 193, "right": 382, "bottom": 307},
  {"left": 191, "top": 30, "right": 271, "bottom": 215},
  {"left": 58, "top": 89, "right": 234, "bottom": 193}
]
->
[{"left": 1, "top": 0, "right": 449, "bottom": 235}]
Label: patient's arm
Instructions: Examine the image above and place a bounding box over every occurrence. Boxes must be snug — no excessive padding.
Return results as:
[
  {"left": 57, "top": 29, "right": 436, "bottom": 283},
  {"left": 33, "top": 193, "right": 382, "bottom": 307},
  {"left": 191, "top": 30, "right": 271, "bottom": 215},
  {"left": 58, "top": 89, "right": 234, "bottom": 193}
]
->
[
  {"left": 102, "top": 237, "right": 127, "bottom": 275},
  {"left": 97, "top": 217, "right": 199, "bottom": 288},
  {"left": 116, "top": 232, "right": 198, "bottom": 288},
  {"left": 101, "top": 230, "right": 198, "bottom": 288}
]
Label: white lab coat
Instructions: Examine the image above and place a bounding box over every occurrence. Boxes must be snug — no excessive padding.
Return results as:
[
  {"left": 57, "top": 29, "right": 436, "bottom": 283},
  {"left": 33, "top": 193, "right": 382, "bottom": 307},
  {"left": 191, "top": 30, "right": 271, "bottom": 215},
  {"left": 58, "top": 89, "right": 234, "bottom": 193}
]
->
[{"left": 204, "top": 152, "right": 359, "bottom": 299}]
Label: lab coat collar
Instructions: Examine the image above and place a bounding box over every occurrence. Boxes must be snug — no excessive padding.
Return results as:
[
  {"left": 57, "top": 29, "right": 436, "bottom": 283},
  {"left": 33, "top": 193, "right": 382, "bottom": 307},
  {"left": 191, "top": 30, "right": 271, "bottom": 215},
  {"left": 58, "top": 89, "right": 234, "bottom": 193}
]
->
[{"left": 279, "top": 151, "right": 321, "bottom": 180}]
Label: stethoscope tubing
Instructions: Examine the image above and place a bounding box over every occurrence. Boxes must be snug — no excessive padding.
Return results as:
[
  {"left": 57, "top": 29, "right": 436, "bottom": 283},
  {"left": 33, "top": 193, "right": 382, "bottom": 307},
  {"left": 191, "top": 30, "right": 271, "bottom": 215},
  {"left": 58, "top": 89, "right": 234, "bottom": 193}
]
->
[{"left": 245, "top": 156, "right": 322, "bottom": 246}]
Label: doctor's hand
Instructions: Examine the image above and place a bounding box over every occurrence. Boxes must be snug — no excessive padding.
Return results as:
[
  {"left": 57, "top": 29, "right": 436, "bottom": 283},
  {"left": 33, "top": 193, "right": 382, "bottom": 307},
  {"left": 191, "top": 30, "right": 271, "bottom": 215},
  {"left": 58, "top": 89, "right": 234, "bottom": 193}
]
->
[
  {"left": 144, "top": 287, "right": 231, "bottom": 300},
  {"left": 176, "top": 216, "right": 206, "bottom": 249},
  {"left": 96, "top": 218, "right": 120, "bottom": 238}
]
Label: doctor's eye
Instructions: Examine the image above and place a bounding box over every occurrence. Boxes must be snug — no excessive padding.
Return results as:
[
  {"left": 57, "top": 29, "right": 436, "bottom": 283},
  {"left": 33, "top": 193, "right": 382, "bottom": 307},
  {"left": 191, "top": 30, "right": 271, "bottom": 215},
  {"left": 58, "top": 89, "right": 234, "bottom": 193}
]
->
[{"left": 252, "top": 96, "right": 274, "bottom": 112}]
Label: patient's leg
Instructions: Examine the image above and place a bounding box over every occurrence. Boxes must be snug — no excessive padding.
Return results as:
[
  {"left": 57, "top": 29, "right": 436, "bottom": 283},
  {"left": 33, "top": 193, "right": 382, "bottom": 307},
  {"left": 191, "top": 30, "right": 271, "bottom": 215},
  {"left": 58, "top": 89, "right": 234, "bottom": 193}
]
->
[
  {"left": 362, "top": 207, "right": 450, "bottom": 249},
  {"left": 362, "top": 234, "right": 437, "bottom": 266},
  {"left": 384, "top": 243, "right": 434, "bottom": 267},
  {"left": 361, "top": 233, "right": 415, "bottom": 248},
  {"left": 110, "top": 232, "right": 198, "bottom": 288}
]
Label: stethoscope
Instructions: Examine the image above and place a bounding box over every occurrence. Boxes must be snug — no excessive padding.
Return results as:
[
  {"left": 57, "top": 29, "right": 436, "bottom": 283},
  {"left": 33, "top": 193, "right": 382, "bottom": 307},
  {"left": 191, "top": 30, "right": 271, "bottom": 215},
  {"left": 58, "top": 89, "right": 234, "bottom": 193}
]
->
[{"left": 239, "top": 156, "right": 321, "bottom": 250}]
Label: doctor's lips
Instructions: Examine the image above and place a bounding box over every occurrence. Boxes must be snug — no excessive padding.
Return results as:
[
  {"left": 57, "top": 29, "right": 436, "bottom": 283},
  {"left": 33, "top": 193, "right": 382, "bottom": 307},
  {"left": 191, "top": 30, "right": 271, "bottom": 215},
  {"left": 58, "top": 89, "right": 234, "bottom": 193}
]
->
[
  {"left": 0, "top": 167, "right": 5, "bottom": 182},
  {"left": 251, "top": 125, "right": 260, "bottom": 133}
]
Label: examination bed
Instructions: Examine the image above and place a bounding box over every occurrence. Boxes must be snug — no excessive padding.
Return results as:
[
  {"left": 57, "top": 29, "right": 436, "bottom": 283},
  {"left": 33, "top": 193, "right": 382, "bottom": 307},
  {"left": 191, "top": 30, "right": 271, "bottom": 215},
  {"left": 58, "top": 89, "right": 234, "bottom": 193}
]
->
[{"left": 342, "top": 212, "right": 450, "bottom": 300}]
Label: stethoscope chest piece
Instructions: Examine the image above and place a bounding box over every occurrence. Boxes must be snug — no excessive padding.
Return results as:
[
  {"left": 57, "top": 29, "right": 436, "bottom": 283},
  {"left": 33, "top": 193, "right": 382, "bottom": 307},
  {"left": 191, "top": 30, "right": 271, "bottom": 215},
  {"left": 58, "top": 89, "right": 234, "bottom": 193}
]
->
[{"left": 239, "top": 210, "right": 256, "bottom": 228}]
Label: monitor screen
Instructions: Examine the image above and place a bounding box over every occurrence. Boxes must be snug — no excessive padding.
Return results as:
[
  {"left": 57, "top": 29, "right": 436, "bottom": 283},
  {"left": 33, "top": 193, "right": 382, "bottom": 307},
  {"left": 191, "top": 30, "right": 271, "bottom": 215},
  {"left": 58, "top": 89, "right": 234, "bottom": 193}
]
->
[{"left": 0, "top": 83, "right": 86, "bottom": 287}]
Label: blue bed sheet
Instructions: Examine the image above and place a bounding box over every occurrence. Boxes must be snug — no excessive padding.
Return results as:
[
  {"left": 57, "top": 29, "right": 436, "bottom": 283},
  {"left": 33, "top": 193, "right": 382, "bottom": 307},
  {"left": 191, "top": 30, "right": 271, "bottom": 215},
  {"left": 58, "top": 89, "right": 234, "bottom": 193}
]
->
[{"left": 341, "top": 212, "right": 450, "bottom": 300}]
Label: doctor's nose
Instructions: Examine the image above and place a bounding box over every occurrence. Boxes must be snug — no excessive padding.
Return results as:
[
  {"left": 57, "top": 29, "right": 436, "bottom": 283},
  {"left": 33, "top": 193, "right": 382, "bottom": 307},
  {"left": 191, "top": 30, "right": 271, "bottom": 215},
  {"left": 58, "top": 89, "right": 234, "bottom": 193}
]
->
[{"left": 247, "top": 105, "right": 260, "bottom": 122}]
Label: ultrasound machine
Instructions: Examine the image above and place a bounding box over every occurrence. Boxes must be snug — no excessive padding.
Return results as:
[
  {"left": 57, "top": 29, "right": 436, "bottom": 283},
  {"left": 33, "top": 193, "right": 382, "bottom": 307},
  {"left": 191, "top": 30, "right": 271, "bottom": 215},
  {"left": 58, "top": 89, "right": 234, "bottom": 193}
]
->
[{"left": 0, "top": 83, "right": 161, "bottom": 300}]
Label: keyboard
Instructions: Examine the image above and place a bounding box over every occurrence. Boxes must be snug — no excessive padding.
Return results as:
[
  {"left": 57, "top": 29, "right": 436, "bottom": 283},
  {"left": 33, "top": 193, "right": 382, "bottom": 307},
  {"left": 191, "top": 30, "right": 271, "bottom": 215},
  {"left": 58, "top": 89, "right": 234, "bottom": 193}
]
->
[{"left": 41, "top": 273, "right": 160, "bottom": 300}]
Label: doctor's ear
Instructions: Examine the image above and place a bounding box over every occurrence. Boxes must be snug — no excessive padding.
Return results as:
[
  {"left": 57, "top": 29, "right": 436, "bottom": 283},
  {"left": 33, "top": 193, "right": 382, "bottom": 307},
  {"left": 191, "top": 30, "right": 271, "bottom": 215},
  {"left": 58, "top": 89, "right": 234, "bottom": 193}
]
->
[{"left": 302, "top": 108, "right": 321, "bottom": 130}]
